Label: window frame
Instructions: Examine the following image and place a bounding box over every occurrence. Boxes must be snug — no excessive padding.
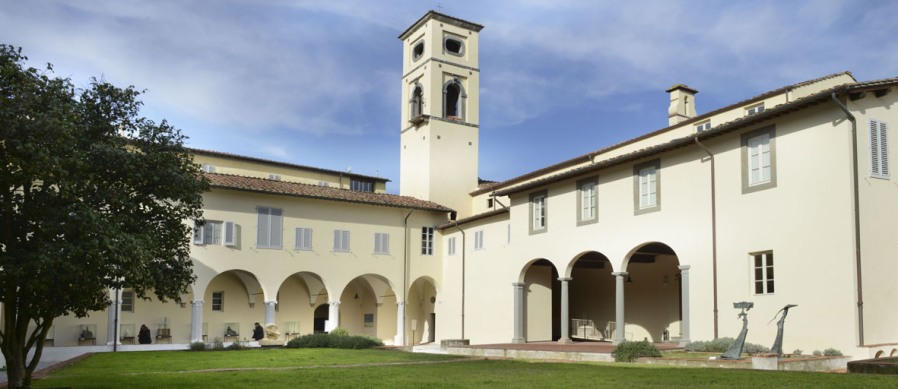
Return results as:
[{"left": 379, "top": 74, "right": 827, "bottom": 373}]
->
[
  {"left": 752, "top": 251, "right": 775, "bottom": 295},
  {"left": 256, "top": 207, "right": 283, "bottom": 249},
  {"left": 412, "top": 40, "right": 425, "bottom": 62},
  {"left": 295, "top": 227, "right": 313, "bottom": 251},
  {"left": 746, "top": 103, "right": 765, "bottom": 116},
  {"left": 694, "top": 120, "right": 711, "bottom": 132},
  {"left": 447, "top": 236, "right": 456, "bottom": 256},
  {"left": 374, "top": 232, "right": 390, "bottom": 255},
  {"left": 333, "top": 230, "right": 350, "bottom": 252},
  {"left": 442, "top": 78, "right": 466, "bottom": 121},
  {"left": 120, "top": 290, "right": 134, "bottom": 313},
  {"left": 474, "top": 230, "right": 484, "bottom": 251},
  {"left": 350, "top": 179, "right": 374, "bottom": 192},
  {"left": 633, "top": 159, "right": 661, "bottom": 215},
  {"left": 741, "top": 125, "right": 777, "bottom": 194},
  {"left": 576, "top": 177, "right": 599, "bottom": 226},
  {"left": 421, "top": 227, "right": 434, "bottom": 255},
  {"left": 529, "top": 190, "right": 548, "bottom": 234},
  {"left": 870, "top": 119, "right": 890, "bottom": 179},
  {"left": 443, "top": 35, "right": 465, "bottom": 56},
  {"left": 212, "top": 291, "right": 224, "bottom": 311}
]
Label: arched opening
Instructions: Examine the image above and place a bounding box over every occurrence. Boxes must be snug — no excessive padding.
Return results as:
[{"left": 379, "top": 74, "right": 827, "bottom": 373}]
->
[
  {"left": 203, "top": 270, "right": 265, "bottom": 341},
  {"left": 408, "top": 277, "right": 438, "bottom": 344},
  {"left": 568, "top": 251, "right": 615, "bottom": 341},
  {"left": 338, "top": 274, "right": 398, "bottom": 343},
  {"left": 276, "top": 272, "right": 328, "bottom": 338},
  {"left": 623, "top": 242, "right": 682, "bottom": 342},
  {"left": 313, "top": 305, "right": 329, "bottom": 333},
  {"left": 409, "top": 84, "right": 423, "bottom": 120},
  {"left": 875, "top": 350, "right": 885, "bottom": 358},
  {"left": 891, "top": 348, "right": 897, "bottom": 357},
  {"left": 443, "top": 80, "right": 465, "bottom": 120},
  {"left": 520, "top": 259, "right": 560, "bottom": 342}
]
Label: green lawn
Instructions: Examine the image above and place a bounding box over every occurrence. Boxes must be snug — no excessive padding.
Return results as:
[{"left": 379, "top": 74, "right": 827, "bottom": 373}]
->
[{"left": 33, "top": 348, "right": 898, "bottom": 388}]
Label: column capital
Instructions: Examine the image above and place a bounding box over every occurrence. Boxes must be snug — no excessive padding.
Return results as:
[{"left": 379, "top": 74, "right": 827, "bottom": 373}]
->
[
  {"left": 557, "top": 277, "right": 572, "bottom": 282},
  {"left": 191, "top": 300, "right": 204, "bottom": 306},
  {"left": 329, "top": 300, "right": 341, "bottom": 306},
  {"left": 611, "top": 271, "right": 628, "bottom": 277},
  {"left": 396, "top": 301, "right": 406, "bottom": 306},
  {"left": 264, "top": 300, "right": 278, "bottom": 306},
  {"left": 678, "top": 265, "right": 691, "bottom": 271},
  {"left": 512, "top": 282, "right": 525, "bottom": 287}
]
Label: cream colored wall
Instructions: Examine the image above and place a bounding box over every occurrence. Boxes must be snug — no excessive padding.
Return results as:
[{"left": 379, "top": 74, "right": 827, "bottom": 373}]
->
[{"left": 524, "top": 264, "right": 553, "bottom": 341}]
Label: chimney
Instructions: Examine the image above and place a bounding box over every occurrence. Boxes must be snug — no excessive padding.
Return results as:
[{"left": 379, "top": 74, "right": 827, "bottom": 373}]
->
[{"left": 666, "top": 84, "right": 698, "bottom": 126}]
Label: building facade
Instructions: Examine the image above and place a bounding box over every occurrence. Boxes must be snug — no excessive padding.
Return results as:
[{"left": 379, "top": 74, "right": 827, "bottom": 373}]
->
[{"left": 34, "top": 11, "right": 898, "bottom": 360}]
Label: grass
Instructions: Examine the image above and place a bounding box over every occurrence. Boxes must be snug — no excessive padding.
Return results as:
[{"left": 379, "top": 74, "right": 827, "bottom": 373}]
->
[{"left": 32, "top": 348, "right": 898, "bottom": 388}]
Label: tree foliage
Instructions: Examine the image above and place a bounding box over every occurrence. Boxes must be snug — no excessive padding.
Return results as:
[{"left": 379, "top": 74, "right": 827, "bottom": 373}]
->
[{"left": 0, "top": 45, "right": 208, "bottom": 388}]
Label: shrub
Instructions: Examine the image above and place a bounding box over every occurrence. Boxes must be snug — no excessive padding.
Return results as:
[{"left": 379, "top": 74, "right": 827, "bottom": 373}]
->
[
  {"left": 189, "top": 341, "right": 206, "bottom": 351},
  {"left": 792, "top": 349, "right": 803, "bottom": 356},
  {"left": 612, "top": 340, "right": 661, "bottom": 362},
  {"left": 329, "top": 327, "right": 350, "bottom": 337},
  {"left": 743, "top": 342, "right": 770, "bottom": 354},
  {"left": 286, "top": 333, "right": 383, "bottom": 349},
  {"left": 210, "top": 337, "right": 225, "bottom": 351},
  {"left": 226, "top": 339, "right": 250, "bottom": 350},
  {"left": 813, "top": 350, "right": 822, "bottom": 356},
  {"left": 684, "top": 338, "right": 768, "bottom": 354},
  {"left": 823, "top": 348, "right": 843, "bottom": 356}
]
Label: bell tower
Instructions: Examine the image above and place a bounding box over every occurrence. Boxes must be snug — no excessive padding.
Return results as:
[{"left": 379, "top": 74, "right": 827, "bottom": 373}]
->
[{"left": 398, "top": 11, "right": 483, "bottom": 217}]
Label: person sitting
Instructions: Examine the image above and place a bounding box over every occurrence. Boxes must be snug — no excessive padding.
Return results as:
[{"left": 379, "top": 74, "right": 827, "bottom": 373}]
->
[
  {"left": 138, "top": 324, "right": 152, "bottom": 344},
  {"left": 252, "top": 322, "right": 264, "bottom": 341}
]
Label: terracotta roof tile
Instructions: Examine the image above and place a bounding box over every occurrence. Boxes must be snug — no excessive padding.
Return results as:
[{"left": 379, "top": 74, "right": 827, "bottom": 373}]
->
[{"left": 206, "top": 173, "right": 452, "bottom": 212}]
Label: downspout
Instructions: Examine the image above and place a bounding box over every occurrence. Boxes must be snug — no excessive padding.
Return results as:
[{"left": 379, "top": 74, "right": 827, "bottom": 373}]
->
[
  {"left": 451, "top": 220, "right": 466, "bottom": 339},
  {"left": 113, "top": 288, "right": 119, "bottom": 352},
  {"left": 402, "top": 210, "right": 414, "bottom": 346},
  {"left": 694, "top": 138, "right": 719, "bottom": 339},
  {"left": 831, "top": 92, "right": 864, "bottom": 346}
]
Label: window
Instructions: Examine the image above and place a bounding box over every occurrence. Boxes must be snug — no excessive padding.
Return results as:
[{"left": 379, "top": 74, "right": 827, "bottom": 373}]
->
[
  {"left": 351, "top": 179, "right": 374, "bottom": 192},
  {"left": 487, "top": 198, "right": 494, "bottom": 208},
  {"left": 410, "top": 84, "right": 424, "bottom": 120},
  {"left": 194, "top": 220, "right": 222, "bottom": 245},
  {"left": 412, "top": 40, "right": 424, "bottom": 61},
  {"left": 444, "top": 36, "right": 464, "bottom": 56},
  {"left": 753, "top": 252, "right": 774, "bottom": 294},
  {"left": 746, "top": 103, "right": 765, "bottom": 116},
  {"left": 448, "top": 236, "right": 456, "bottom": 256},
  {"left": 443, "top": 79, "right": 466, "bottom": 120},
  {"left": 256, "top": 207, "right": 283, "bottom": 249},
  {"left": 268, "top": 174, "right": 281, "bottom": 181},
  {"left": 374, "top": 233, "right": 390, "bottom": 254},
  {"left": 121, "top": 290, "right": 134, "bottom": 313},
  {"left": 741, "top": 126, "right": 777, "bottom": 193},
  {"left": 695, "top": 120, "right": 711, "bottom": 132},
  {"left": 295, "top": 227, "right": 313, "bottom": 250},
  {"left": 421, "top": 227, "right": 434, "bottom": 255},
  {"left": 212, "top": 291, "right": 224, "bottom": 311},
  {"left": 333, "top": 230, "right": 350, "bottom": 252},
  {"left": 201, "top": 164, "right": 215, "bottom": 173},
  {"left": 474, "top": 230, "right": 484, "bottom": 251},
  {"left": 870, "top": 119, "right": 889, "bottom": 178},
  {"left": 317, "top": 181, "right": 329, "bottom": 187},
  {"left": 577, "top": 177, "right": 598, "bottom": 225},
  {"left": 529, "top": 190, "right": 547, "bottom": 234},
  {"left": 633, "top": 159, "right": 660, "bottom": 214},
  {"left": 223, "top": 221, "right": 236, "bottom": 246}
]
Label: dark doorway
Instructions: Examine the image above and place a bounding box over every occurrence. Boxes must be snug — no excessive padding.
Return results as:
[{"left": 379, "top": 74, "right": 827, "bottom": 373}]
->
[{"left": 314, "top": 304, "right": 328, "bottom": 333}]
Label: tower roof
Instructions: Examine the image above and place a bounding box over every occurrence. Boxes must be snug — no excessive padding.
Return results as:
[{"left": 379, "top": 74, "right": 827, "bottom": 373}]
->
[{"left": 398, "top": 10, "right": 484, "bottom": 40}]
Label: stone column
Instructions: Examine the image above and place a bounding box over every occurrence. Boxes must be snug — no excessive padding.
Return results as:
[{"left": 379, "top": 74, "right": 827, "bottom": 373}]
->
[
  {"left": 612, "top": 272, "right": 627, "bottom": 344},
  {"left": 394, "top": 301, "right": 406, "bottom": 346},
  {"left": 512, "top": 282, "right": 525, "bottom": 343},
  {"left": 558, "top": 277, "right": 572, "bottom": 344},
  {"left": 264, "top": 301, "right": 277, "bottom": 325},
  {"left": 325, "top": 300, "right": 341, "bottom": 332},
  {"left": 191, "top": 300, "right": 204, "bottom": 343},
  {"left": 106, "top": 289, "right": 121, "bottom": 345},
  {"left": 678, "top": 265, "right": 691, "bottom": 346}
]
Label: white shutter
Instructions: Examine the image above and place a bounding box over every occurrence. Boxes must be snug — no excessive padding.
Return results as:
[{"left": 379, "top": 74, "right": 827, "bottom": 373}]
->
[
  {"left": 193, "top": 221, "right": 204, "bottom": 245},
  {"left": 224, "top": 222, "right": 236, "bottom": 246},
  {"left": 880, "top": 121, "right": 889, "bottom": 177},
  {"left": 270, "top": 208, "right": 283, "bottom": 248},
  {"left": 871, "top": 120, "right": 890, "bottom": 178},
  {"left": 257, "top": 208, "right": 270, "bottom": 247}
]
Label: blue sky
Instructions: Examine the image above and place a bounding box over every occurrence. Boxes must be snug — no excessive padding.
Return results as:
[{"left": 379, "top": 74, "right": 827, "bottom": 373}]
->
[{"left": 4, "top": 1, "right": 898, "bottom": 193}]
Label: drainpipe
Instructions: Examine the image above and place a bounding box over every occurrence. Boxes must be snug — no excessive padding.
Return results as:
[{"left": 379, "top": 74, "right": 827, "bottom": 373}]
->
[
  {"left": 450, "top": 220, "right": 466, "bottom": 339},
  {"left": 831, "top": 92, "right": 864, "bottom": 346},
  {"left": 694, "top": 138, "right": 719, "bottom": 339},
  {"left": 402, "top": 210, "right": 414, "bottom": 346}
]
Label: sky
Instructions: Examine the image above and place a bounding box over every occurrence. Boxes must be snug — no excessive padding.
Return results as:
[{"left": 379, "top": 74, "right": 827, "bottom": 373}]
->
[{"left": 4, "top": 1, "right": 898, "bottom": 193}]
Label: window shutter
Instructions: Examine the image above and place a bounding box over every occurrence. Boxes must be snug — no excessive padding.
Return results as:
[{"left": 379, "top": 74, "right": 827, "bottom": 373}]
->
[
  {"left": 193, "top": 222, "right": 204, "bottom": 245},
  {"left": 257, "top": 208, "right": 270, "bottom": 247},
  {"left": 880, "top": 121, "right": 889, "bottom": 177},
  {"left": 224, "top": 222, "right": 236, "bottom": 246},
  {"left": 870, "top": 120, "right": 890, "bottom": 178},
  {"left": 270, "top": 208, "right": 283, "bottom": 248}
]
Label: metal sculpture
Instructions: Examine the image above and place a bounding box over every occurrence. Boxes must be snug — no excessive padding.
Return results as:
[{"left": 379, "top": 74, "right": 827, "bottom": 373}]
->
[
  {"left": 769, "top": 304, "right": 798, "bottom": 357},
  {"left": 721, "top": 301, "right": 754, "bottom": 359}
]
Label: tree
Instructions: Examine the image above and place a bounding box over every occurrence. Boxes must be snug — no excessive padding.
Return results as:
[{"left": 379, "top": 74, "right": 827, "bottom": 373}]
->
[{"left": 0, "top": 45, "right": 208, "bottom": 388}]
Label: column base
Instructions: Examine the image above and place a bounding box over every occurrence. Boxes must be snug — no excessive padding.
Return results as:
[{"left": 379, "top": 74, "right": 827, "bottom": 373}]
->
[
  {"left": 557, "top": 337, "right": 573, "bottom": 344},
  {"left": 511, "top": 338, "right": 526, "bottom": 344}
]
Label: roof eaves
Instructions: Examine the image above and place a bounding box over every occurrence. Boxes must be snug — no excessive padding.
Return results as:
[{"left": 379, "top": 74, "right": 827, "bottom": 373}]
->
[
  {"left": 438, "top": 208, "right": 509, "bottom": 229},
  {"left": 190, "top": 148, "right": 390, "bottom": 183}
]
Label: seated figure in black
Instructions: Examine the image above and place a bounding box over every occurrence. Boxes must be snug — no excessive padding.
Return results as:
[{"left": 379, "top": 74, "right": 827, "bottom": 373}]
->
[
  {"left": 252, "top": 322, "right": 264, "bottom": 341},
  {"left": 138, "top": 324, "right": 152, "bottom": 344}
]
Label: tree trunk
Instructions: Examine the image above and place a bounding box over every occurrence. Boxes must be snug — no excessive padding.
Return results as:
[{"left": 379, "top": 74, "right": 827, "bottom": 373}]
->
[{"left": 3, "top": 344, "right": 29, "bottom": 389}]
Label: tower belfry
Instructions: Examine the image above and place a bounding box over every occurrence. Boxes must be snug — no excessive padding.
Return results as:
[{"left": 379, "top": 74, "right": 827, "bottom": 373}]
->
[{"left": 398, "top": 11, "right": 483, "bottom": 217}]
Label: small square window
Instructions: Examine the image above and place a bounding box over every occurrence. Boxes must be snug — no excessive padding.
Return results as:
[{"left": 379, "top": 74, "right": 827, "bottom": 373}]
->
[
  {"left": 333, "top": 230, "right": 350, "bottom": 252},
  {"left": 695, "top": 121, "right": 711, "bottom": 132},
  {"left": 295, "top": 227, "right": 313, "bottom": 250},
  {"left": 374, "top": 233, "right": 390, "bottom": 255},
  {"left": 746, "top": 103, "right": 765, "bottom": 116}
]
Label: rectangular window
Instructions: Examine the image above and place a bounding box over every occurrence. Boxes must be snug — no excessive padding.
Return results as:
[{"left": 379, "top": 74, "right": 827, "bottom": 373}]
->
[
  {"left": 212, "top": 291, "right": 224, "bottom": 311},
  {"left": 633, "top": 160, "right": 661, "bottom": 214},
  {"left": 529, "top": 190, "right": 547, "bottom": 234},
  {"left": 256, "top": 207, "right": 283, "bottom": 249},
  {"left": 746, "top": 103, "right": 765, "bottom": 116},
  {"left": 333, "top": 230, "right": 350, "bottom": 252},
  {"left": 295, "top": 227, "right": 313, "bottom": 250},
  {"left": 374, "top": 233, "right": 390, "bottom": 254},
  {"left": 223, "top": 221, "right": 236, "bottom": 246},
  {"left": 194, "top": 221, "right": 225, "bottom": 245},
  {"left": 577, "top": 177, "right": 598, "bottom": 225},
  {"left": 121, "top": 290, "right": 134, "bottom": 313},
  {"left": 448, "top": 236, "right": 456, "bottom": 256},
  {"left": 421, "top": 227, "right": 434, "bottom": 255},
  {"left": 870, "top": 119, "right": 889, "bottom": 179},
  {"left": 695, "top": 120, "right": 711, "bottom": 132},
  {"left": 350, "top": 179, "right": 374, "bottom": 192},
  {"left": 474, "top": 230, "right": 484, "bottom": 251},
  {"left": 753, "top": 252, "right": 775, "bottom": 294},
  {"left": 741, "top": 126, "right": 777, "bottom": 193}
]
